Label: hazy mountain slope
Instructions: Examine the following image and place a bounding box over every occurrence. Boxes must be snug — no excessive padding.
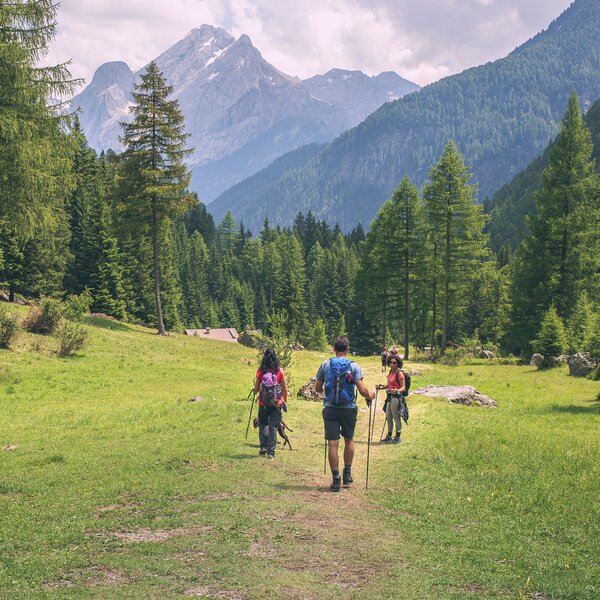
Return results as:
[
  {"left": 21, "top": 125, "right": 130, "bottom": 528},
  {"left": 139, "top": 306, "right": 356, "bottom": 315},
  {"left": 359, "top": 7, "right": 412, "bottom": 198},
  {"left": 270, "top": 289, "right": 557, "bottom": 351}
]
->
[
  {"left": 487, "top": 95, "right": 600, "bottom": 251},
  {"left": 208, "top": 143, "right": 325, "bottom": 224},
  {"left": 220, "top": 0, "right": 600, "bottom": 232},
  {"left": 303, "top": 69, "right": 419, "bottom": 125}
]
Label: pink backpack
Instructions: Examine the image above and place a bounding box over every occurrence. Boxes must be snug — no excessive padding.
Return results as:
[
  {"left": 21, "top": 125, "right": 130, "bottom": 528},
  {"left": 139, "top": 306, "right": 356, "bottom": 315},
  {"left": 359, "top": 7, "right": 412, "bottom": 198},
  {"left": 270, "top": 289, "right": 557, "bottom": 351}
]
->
[{"left": 260, "top": 370, "right": 282, "bottom": 406}]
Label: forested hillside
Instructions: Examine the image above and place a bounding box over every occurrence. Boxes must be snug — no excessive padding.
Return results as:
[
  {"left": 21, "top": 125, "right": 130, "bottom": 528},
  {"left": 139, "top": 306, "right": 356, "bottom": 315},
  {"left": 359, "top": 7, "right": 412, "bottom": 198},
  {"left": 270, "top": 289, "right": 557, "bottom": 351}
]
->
[
  {"left": 487, "top": 96, "right": 600, "bottom": 251},
  {"left": 208, "top": 143, "right": 325, "bottom": 224},
  {"left": 215, "top": 0, "right": 600, "bottom": 232}
]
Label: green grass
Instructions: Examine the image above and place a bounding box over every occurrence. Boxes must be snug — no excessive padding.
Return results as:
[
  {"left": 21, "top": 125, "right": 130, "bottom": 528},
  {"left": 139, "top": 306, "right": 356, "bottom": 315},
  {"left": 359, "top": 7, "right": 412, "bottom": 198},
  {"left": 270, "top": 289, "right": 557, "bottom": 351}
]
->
[{"left": 1, "top": 311, "right": 598, "bottom": 599}]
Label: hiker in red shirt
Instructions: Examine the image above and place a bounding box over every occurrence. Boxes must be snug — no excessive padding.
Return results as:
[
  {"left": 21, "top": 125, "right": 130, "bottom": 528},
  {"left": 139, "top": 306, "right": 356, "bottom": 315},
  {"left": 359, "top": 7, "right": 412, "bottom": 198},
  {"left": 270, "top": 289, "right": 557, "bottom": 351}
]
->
[
  {"left": 253, "top": 348, "right": 288, "bottom": 459},
  {"left": 376, "top": 354, "right": 406, "bottom": 443}
]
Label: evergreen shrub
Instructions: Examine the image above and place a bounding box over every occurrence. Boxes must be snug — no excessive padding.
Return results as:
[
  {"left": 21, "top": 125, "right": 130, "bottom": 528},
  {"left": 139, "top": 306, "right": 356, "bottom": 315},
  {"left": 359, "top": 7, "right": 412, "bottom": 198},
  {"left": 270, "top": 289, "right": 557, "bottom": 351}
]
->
[
  {"left": 584, "top": 314, "right": 600, "bottom": 380},
  {"left": 56, "top": 321, "right": 89, "bottom": 357},
  {"left": 23, "top": 298, "right": 64, "bottom": 334},
  {"left": 437, "top": 347, "right": 469, "bottom": 367},
  {"left": 0, "top": 306, "right": 19, "bottom": 349},
  {"left": 63, "top": 290, "right": 92, "bottom": 322},
  {"left": 532, "top": 306, "right": 567, "bottom": 369},
  {"left": 305, "top": 319, "right": 328, "bottom": 351}
]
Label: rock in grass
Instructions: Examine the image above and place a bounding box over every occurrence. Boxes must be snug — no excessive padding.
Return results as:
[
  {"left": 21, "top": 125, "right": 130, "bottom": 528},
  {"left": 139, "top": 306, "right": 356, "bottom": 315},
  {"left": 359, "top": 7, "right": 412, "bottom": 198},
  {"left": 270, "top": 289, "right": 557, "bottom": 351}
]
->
[
  {"left": 188, "top": 396, "right": 205, "bottom": 403},
  {"left": 530, "top": 353, "right": 544, "bottom": 367},
  {"left": 568, "top": 353, "right": 593, "bottom": 377},
  {"left": 411, "top": 385, "right": 497, "bottom": 407},
  {"left": 297, "top": 378, "right": 324, "bottom": 402}
]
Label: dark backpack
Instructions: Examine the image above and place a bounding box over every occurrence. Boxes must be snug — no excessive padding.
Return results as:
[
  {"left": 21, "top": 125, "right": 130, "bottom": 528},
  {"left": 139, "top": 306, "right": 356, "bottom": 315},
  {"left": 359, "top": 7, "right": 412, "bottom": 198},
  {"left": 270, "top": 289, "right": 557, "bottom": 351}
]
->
[
  {"left": 326, "top": 357, "right": 356, "bottom": 406},
  {"left": 260, "top": 370, "right": 282, "bottom": 406},
  {"left": 396, "top": 370, "right": 411, "bottom": 396}
]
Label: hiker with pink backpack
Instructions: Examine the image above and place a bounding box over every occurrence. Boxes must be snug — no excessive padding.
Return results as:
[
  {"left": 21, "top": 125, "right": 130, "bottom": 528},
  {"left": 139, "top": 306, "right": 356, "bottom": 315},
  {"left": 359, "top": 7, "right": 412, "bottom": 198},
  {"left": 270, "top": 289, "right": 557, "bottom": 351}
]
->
[{"left": 253, "top": 348, "right": 288, "bottom": 459}]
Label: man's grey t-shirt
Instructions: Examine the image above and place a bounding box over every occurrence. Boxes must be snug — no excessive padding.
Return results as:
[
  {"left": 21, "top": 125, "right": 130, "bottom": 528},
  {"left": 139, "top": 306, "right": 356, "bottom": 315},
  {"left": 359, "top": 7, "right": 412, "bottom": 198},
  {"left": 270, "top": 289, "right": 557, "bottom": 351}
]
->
[{"left": 316, "top": 358, "right": 363, "bottom": 409}]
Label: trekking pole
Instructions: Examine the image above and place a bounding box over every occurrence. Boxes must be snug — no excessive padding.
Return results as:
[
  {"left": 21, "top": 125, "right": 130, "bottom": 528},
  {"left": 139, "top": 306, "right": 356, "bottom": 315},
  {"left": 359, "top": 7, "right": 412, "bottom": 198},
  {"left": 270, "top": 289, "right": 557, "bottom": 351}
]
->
[
  {"left": 244, "top": 390, "right": 257, "bottom": 440},
  {"left": 323, "top": 438, "right": 327, "bottom": 475},
  {"left": 370, "top": 389, "right": 379, "bottom": 442},
  {"left": 379, "top": 418, "right": 387, "bottom": 444},
  {"left": 366, "top": 395, "right": 373, "bottom": 491}
]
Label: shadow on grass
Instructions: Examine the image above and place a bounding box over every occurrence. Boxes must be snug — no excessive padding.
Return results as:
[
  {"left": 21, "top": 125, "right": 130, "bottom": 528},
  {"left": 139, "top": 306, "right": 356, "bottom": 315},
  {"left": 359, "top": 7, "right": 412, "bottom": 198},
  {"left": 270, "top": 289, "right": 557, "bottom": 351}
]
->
[
  {"left": 549, "top": 400, "right": 600, "bottom": 415},
  {"left": 84, "top": 316, "right": 130, "bottom": 332},
  {"left": 229, "top": 453, "right": 264, "bottom": 460},
  {"left": 274, "top": 482, "right": 323, "bottom": 492}
]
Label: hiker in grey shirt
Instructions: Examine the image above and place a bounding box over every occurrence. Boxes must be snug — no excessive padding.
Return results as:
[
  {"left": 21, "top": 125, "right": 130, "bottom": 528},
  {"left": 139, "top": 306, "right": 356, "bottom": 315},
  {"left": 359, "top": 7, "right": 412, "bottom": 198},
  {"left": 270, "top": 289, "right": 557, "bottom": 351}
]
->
[{"left": 315, "top": 336, "right": 375, "bottom": 492}]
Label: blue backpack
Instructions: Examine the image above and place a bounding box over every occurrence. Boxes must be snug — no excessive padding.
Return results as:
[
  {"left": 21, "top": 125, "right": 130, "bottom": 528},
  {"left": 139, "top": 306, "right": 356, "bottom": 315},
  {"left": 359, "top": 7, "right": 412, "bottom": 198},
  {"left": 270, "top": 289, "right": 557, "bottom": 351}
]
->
[{"left": 325, "top": 357, "right": 356, "bottom": 406}]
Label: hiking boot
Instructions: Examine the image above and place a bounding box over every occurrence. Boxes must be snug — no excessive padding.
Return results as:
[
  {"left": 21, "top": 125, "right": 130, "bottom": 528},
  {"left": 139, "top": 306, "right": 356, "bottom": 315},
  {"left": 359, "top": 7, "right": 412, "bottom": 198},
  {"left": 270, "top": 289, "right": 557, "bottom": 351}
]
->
[
  {"left": 330, "top": 477, "right": 341, "bottom": 492},
  {"left": 392, "top": 435, "right": 401, "bottom": 444},
  {"left": 342, "top": 471, "right": 353, "bottom": 486},
  {"left": 259, "top": 447, "right": 267, "bottom": 455},
  {"left": 266, "top": 453, "right": 275, "bottom": 459},
  {"left": 381, "top": 435, "right": 393, "bottom": 444}
]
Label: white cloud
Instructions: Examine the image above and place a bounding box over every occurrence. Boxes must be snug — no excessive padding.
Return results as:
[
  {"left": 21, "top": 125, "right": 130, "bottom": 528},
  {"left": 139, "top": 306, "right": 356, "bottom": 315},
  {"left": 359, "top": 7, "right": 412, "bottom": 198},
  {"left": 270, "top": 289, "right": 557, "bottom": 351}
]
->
[{"left": 45, "top": 0, "right": 574, "bottom": 88}]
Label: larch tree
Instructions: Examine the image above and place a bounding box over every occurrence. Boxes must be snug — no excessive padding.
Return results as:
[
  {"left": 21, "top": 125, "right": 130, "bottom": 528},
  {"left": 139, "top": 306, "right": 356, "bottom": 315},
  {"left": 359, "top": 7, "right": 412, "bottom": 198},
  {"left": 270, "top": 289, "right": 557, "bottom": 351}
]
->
[
  {"left": 510, "top": 92, "right": 600, "bottom": 354},
  {"left": 374, "top": 176, "right": 423, "bottom": 359},
  {"left": 423, "top": 141, "right": 488, "bottom": 352},
  {"left": 0, "top": 0, "right": 78, "bottom": 238},
  {"left": 119, "top": 62, "right": 193, "bottom": 335}
]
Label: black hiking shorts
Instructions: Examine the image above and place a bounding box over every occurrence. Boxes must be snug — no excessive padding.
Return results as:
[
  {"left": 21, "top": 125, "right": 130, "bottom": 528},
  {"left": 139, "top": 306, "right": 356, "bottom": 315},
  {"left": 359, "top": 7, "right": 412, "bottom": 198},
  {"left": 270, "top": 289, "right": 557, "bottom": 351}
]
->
[{"left": 323, "top": 406, "right": 358, "bottom": 440}]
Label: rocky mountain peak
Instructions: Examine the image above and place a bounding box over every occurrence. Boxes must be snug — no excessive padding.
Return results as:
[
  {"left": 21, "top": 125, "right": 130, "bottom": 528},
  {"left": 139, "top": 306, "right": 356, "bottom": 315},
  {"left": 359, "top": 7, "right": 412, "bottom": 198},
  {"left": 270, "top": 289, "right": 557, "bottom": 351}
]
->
[
  {"left": 89, "top": 61, "right": 134, "bottom": 91},
  {"left": 72, "top": 23, "right": 419, "bottom": 203}
]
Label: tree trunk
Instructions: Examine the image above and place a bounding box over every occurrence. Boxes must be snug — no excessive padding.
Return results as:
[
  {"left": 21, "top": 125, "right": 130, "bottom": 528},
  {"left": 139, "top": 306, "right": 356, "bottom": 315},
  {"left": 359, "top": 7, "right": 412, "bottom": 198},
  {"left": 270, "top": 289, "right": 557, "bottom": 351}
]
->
[
  {"left": 403, "top": 250, "right": 410, "bottom": 360},
  {"left": 430, "top": 240, "right": 437, "bottom": 353},
  {"left": 8, "top": 286, "right": 15, "bottom": 303},
  {"left": 382, "top": 287, "right": 388, "bottom": 349},
  {"left": 441, "top": 211, "right": 451, "bottom": 353},
  {"left": 557, "top": 194, "right": 570, "bottom": 317},
  {"left": 152, "top": 198, "right": 166, "bottom": 335}
]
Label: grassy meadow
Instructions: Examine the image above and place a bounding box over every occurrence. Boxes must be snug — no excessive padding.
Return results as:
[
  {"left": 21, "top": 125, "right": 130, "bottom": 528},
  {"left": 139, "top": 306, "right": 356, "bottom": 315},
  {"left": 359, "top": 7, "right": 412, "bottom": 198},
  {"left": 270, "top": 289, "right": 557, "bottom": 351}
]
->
[{"left": 1, "top": 311, "right": 599, "bottom": 599}]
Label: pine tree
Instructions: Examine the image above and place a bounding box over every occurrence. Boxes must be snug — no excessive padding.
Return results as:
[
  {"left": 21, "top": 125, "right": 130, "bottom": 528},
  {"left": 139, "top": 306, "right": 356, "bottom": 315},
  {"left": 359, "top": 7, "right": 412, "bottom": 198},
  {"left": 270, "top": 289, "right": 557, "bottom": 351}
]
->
[
  {"left": 88, "top": 197, "right": 126, "bottom": 319},
  {"left": 423, "top": 141, "right": 488, "bottom": 352},
  {"left": 275, "top": 234, "right": 307, "bottom": 338},
  {"left": 0, "top": 223, "right": 25, "bottom": 301},
  {"left": 567, "top": 292, "right": 594, "bottom": 354},
  {"left": 306, "top": 318, "right": 328, "bottom": 351},
  {"left": 64, "top": 118, "right": 99, "bottom": 295},
  {"left": 584, "top": 314, "right": 600, "bottom": 377},
  {"left": 0, "top": 0, "right": 78, "bottom": 238},
  {"left": 510, "top": 93, "right": 600, "bottom": 354},
  {"left": 119, "top": 62, "right": 193, "bottom": 334},
  {"left": 532, "top": 306, "right": 567, "bottom": 369},
  {"left": 305, "top": 241, "right": 326, "bottom": 322},
  {"left": 218, "top": 211, "right": 239, "bottom": 253},
  {"left": 380, "top": 176, "right": 422, "bottom": 358},
  {"left": 184, "top": 198, "right": 216, "bottom": 245}
]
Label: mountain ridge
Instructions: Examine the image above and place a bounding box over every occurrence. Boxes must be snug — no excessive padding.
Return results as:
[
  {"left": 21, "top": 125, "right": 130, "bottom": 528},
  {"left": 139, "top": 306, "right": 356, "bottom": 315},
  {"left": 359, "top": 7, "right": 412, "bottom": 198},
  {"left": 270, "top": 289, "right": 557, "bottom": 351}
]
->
[
  {"left": 71, "top": 24, "right": 419, "bottom": 202},
  {"left": 209, "top": 0, "right": 600, "bottom": 232}
]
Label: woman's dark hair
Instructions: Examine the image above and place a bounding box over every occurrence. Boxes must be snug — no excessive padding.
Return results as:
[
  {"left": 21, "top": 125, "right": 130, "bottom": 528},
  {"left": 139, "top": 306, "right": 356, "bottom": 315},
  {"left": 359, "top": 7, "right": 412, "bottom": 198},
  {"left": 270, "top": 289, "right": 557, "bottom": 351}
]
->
[
  {"left": 387, "top": 355, "right": 403, "bottom": 367},
  {"left": 260, "top": 348, "right": 279, "bottom": 374}
]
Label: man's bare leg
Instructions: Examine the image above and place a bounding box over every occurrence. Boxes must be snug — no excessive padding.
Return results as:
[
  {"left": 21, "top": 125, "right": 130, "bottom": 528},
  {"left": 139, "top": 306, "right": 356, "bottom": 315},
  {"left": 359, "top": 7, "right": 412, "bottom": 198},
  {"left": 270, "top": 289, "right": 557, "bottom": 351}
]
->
[
  {"left": 328, "top": 439, "right": 340, "bottom": 472},
  {"left": 343, "top": 437, "right": 355, "bottom": 467}
]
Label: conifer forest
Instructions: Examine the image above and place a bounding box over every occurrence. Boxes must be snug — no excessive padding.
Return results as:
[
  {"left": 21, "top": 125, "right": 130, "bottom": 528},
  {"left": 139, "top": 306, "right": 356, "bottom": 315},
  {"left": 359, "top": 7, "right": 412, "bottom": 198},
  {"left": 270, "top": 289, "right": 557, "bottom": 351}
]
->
[{"left": 1, "top": 1, "right": 599, "bottom": 368}]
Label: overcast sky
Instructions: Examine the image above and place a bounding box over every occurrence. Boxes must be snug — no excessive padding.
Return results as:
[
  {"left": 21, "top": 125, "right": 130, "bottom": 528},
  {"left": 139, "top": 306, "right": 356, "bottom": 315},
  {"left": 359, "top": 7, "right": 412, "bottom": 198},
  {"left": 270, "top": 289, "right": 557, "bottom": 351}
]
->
[{"left": 47, "top": 0, "right": 574, "bottom": 87}]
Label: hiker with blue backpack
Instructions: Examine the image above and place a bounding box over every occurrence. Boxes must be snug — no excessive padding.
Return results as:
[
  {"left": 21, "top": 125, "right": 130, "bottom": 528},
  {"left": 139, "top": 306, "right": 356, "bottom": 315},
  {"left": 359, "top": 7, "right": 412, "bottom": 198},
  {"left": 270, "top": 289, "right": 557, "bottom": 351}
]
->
[
  {"left": 376, "top": 355, "right": 408, "bottom": 444},
  {"left": 253, "top": 348, "right": 288, "bottom": 459},
  {"left": 315, "top": 336, "right": 375, "bottom": 492}
]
